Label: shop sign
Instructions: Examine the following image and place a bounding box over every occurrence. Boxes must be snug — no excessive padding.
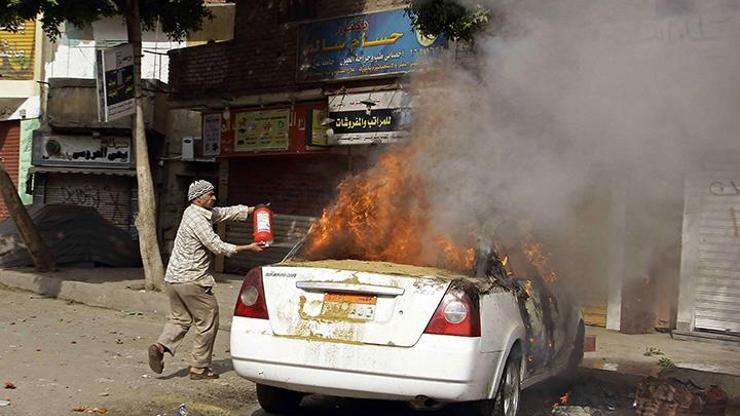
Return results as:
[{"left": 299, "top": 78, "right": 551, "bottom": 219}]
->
[
  {"left": 298, "top": 9, "right": 446, "bottom": 82},
  {"left": 33, "top": 133, "right": 134, "bottom": 169},
  {"left": 96, "top": 43, "right": 135, "bottom": 122},
  {"left": 202, "top": 113, "right": 221, "bottom": 156},
  {"left": 327, "top": 90, "right": 412, "bottom": 145},
  {"left": 0, "top": 20, "right": 36, "bottom": 80},
  {"left": 234, "top": 109, "right": 290, "bottom": 151}
]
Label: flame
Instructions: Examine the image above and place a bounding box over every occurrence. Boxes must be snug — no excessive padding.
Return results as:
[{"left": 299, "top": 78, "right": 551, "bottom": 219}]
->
[
  {"left": 520, "top": 224, "right": 559, "bottom": 283},
  {"left": 303, "top": 146, "right": 474, "bottom": 272}
]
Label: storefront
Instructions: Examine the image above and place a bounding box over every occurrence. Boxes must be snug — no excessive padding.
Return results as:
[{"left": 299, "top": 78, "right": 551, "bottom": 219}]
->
[
  {"left": 0, "top": 120, "right": 21, "bottom": 220},
  {"left": 678, "top": 153, "right": 740, "bottom": 336},
  {"left": 31, "top": 132, "right": 138, "bottom": 236},
  {"left": 217, "top": 101, "right": 355, "bottom": 273}
]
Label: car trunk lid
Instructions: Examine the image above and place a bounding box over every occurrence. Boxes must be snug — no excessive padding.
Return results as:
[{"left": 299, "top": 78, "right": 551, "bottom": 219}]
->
[{"left": 261, "top": 260, "right": 461, "bottom": 347}]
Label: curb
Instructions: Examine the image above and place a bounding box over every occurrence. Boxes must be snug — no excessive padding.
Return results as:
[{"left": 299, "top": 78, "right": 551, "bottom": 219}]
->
[{"left": 0, "top": 268, "right": 237, "bottom": 329}]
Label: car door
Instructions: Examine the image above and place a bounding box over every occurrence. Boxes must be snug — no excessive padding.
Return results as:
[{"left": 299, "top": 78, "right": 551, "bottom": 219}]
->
[{"left": 485, "top": 246, "right": 562, "bottom": 377}]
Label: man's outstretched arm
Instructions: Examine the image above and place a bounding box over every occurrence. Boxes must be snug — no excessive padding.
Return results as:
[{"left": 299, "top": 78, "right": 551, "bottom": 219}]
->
[{"left": 211, "top": 205, "right": 252, "bottom": 224}]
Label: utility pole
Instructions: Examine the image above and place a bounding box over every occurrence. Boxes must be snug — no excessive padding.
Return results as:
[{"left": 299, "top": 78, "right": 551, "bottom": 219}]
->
[
  {"left": 126, "top": 0, "right": 165, "bottom": 291},
  {"left": 0, "top": 162, "right": 56, "bottom": 271}
]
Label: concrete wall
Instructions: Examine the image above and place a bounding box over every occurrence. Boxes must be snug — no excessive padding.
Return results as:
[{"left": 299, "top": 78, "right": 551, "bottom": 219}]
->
[
  {"left": 43, "top": 19, "right": 185, "bottom": 83},
  {"left": 45, "top": 78, "right": 167, "bottom": 134},
  {"left": 43, "top": 3, "right": 235, "bottom": 83}
]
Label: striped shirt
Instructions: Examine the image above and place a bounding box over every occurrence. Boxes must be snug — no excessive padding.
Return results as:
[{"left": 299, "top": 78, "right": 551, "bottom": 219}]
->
[{"left": 165, "top": 204, "right": 250, "bottom": 287}]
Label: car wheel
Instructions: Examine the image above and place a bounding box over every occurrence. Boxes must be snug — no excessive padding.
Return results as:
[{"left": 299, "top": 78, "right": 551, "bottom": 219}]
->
[
  {"left": 493, "top": 353, "right": 522, "bottom": 416},
  {"left": 256, "top": 383, "right": 303, "bottom": 414},
  {"left": 458, "top": 351, "right": 521, "bottom": 416}
]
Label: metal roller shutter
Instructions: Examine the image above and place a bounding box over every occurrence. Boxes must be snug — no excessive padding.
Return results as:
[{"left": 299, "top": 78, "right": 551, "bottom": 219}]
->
[
  {"left": 44, "top": 173, "right": 136, "bottom": 234},
  {"left": 0, "top": 120, "right": 21, "bottom": 220},
  {"left": 225, "top": 214, "right": 315, "bottom": 274},
  {"left": 689, "top": 158, "right": 740, "bottom": 334},
  {"left": 224, "top": 155, "right": 347, "bottom": 273}
]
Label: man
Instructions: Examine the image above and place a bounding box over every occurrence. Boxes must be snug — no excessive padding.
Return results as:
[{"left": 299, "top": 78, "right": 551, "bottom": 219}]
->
[{"left": 148, "top": 180, "right": 265, "bottom": 380}]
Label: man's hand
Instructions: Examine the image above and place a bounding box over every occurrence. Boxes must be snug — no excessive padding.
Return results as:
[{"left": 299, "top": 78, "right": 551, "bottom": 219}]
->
[
  {"left": 237, "top": 242, "right": 265, "bottom": 253},
  {"left": 248, "top": 203, "right": 270, "bottom": 215}
]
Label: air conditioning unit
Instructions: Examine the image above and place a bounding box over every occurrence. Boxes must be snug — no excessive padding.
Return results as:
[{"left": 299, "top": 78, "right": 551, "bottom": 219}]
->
[{"left": 181, "top": 136, "right": 194, "bottom": 161}]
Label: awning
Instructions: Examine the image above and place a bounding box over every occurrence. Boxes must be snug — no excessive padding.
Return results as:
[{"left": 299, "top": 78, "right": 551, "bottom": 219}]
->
[
  {"left": 0, "top": 96, "right": 40, "bottom": 121},
  {"left": 30, "top": 166, "right": 137, "bottom": 177}
]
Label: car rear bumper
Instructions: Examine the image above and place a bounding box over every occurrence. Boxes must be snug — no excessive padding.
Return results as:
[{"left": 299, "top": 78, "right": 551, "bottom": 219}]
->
[{"left": 230, "top": 317, "right": 499, "bottom": 402}]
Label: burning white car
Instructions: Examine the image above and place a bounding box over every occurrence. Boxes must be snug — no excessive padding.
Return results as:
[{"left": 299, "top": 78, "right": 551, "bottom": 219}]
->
[{"left": 230, "top": 245, "right": 584, "bottom": 416}]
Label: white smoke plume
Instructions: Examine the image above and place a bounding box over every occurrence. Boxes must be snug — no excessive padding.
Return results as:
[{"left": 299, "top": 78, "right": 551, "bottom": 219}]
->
[{"left": 408, "top": 0, "right": 740, "bottom": 299}]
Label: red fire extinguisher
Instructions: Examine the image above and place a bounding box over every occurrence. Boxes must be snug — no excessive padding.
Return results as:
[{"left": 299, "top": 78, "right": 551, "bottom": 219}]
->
[{"left": 252, "top": 204, "right": 273, "bottom": 247}]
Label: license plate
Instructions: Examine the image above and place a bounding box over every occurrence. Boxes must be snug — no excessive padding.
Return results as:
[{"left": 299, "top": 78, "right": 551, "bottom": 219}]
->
[{"left": 321, "top": 292, "right": 377, "bottom": 321}]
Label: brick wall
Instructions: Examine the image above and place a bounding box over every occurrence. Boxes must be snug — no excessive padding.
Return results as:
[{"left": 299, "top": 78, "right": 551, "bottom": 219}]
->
[
  {"left": 170, "top": 0, "right": 409, "bottom": 101},
  {"left": 0, "top": 120, "right": 21, "bottom": 220}
]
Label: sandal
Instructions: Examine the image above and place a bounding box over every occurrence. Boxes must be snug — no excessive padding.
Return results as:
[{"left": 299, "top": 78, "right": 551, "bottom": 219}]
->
[
  {"left": 148, "top": 344, "right": 164, "bottom": 374},
  {"left": 190, "top": 368, "right": 219, "bottom": 380}
]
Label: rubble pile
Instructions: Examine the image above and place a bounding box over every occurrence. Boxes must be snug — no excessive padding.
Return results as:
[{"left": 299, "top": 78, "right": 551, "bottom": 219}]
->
[
  {"left": 634, "top": 377, "right": 728, "bottom": 416},
  {"left": 551, "top": 406, "right": 602, "bottom": 416}
]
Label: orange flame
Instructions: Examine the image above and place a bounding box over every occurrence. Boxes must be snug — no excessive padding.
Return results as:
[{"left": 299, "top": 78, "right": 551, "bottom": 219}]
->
[
  {"left": 302, "top": 146, "right": 474, "bottom": 272},
  {"left": 520, "top": 225, "right": 559, "bottom": 283}
]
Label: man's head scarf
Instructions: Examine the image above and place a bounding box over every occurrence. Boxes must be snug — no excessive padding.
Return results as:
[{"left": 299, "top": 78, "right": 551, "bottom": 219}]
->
[{"left": 188, "top": 180, "right": 215, "bottom": 202}]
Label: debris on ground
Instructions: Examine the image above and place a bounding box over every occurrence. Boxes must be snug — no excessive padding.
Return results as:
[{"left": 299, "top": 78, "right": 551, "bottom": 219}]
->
[
  {"left": 0, "top": 399, "right": 10, "bottom": 406},
  {"left": 175, "top": 403, "right": 190, "bottom": 416},
  {"left": 657, "top": 357, "right": 675, "bottom": 369},
  {"left": 551, "top": 405, "right": 602, "bottom": 415},
  {"left": 72, "top": 405, "right": 109, "bottom": 414},
  {"left": 4, "top": 382, "right": 16, "bottom": 389},
  {"left": 643, "top": 347, "right": 665, "bottom": 357},
  {"left": 634, "top": 376, "right": 728, "bottom": 416},
  {"left": 0, "top": 204, "right": 141, "bottom": 267}
]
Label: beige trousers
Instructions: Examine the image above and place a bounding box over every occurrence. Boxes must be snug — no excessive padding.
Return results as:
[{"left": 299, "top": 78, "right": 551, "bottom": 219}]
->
[{"left": 157, "top": 282, "right": 219, "bottom": 369}]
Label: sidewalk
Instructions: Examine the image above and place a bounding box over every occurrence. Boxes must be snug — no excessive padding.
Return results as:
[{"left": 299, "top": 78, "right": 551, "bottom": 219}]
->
[
  {"left": 2, "top": 266, "right": 740, "bottom": 401},
  {"left": 583, "top": 326, "right": 740, "bottom": 400},
  {"left": 0, "top": 267, "right": 245, "bottom": 329}
]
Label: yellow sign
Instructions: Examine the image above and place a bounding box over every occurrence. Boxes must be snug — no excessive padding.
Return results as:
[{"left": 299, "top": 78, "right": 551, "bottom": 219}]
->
[
  {"left": 234, "top": 109, "right": 290, "bottom": 151},
  {"left": 310, "top": 109, "right": 329, "bottom": 146},
  {"left": 0, "top": 20, "right": 36, "bottom": 80}
]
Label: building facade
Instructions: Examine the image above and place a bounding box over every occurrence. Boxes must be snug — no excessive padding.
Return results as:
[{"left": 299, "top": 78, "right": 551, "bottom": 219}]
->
[
  {"left": 32, "top": 3, "right": 235, "bottom": 237},
  {"left": 167, "top": 0, "right": 445, "bottom": 273},
  {"left": 0, "top": 19, "right": 44, "bottom": 218}
]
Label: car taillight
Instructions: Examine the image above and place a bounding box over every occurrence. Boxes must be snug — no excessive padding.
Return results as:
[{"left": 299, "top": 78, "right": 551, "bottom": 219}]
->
[
  {"left": 234, "top": 268, "right": 269, "bottom": 319},
  {"left": 424, "top": 285, "right": 481, "bottom": 337}
]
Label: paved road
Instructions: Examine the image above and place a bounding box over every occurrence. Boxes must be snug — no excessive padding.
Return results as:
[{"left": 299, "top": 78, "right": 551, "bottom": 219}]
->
[{"left": 0, "top": 286, "right": 635, "bottom": 416}]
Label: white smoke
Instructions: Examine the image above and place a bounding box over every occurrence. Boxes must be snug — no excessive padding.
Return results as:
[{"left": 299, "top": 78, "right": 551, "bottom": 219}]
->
[{"left": 409, "top": 0, "right": 740, "bottom": 300}]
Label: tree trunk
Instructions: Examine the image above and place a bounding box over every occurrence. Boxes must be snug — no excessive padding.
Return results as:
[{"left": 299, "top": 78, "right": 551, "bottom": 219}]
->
[
  {"left": 126, "top": 0, "right": 165, "bottom": 291},
  {"left": 0, "top": 162, "right": 55, "bottom": 271}
]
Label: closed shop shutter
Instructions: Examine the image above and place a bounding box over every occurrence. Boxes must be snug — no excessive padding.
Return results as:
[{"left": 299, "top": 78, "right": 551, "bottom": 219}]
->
[
  {"left": 0, "top": 120, "right": 21, "bottom": 220},
  {"left": 686, "top": 158, "right": 740, "bottom": 334},
  {"left": 227, "top": 155, "right": 348, "bottom": 216},
  {"left": 224, "top": 155, "right": 348, "bottom": 273},
  {"left": 44, "top": 173, "right": 135, "bottom": 234}
]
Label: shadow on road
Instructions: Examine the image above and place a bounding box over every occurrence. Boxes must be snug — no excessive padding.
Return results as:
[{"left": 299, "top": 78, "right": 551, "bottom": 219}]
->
[
  {"left": 247, "top": 370, "right": 638, "bottom": 416},
  {"left": 155, "top": 358, "right": 234, "bottom": 380},
  {"left": 247, "top": 386, "right": 575, "bottom": 416}
]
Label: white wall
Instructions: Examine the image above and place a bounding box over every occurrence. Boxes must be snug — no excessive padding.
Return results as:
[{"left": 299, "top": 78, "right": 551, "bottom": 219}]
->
[{"left": 44, "top": 17, "right": 185, "bottom": 83}]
